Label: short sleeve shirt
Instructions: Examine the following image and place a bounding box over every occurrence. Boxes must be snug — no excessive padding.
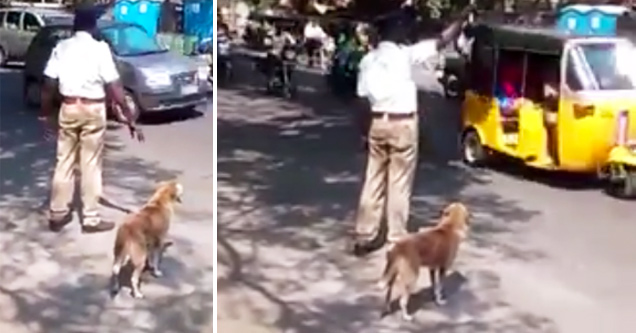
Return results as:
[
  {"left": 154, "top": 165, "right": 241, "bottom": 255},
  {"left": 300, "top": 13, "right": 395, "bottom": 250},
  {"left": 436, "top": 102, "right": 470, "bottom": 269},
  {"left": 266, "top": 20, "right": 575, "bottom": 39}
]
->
[
  {"left": 44, "top": 31, "right": 120, "bottom": 99},
  {"left": 356, "top": 40, "right": 438, "bottom": 113}
]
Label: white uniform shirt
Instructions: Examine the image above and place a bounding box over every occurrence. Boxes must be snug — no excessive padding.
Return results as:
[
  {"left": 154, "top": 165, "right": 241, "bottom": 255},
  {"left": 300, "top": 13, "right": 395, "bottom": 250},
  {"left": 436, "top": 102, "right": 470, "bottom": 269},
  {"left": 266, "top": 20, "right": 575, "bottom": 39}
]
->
[
  {"left": 43, "top": 31, "right": 120, "bottom": 99},
  {"left": 357, "top": 40, "right": 438, "bottom": 113},
  {"left": 304, "top": 22, "right": 327, "bottom": 40}
]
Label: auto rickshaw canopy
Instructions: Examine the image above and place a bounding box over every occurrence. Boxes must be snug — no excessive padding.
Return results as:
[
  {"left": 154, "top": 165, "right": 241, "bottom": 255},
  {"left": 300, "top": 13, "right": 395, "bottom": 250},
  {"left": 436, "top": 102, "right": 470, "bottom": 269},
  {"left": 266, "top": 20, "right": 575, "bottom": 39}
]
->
[{"left": 469, "top": 23, "right": 572, "bottom": 56}]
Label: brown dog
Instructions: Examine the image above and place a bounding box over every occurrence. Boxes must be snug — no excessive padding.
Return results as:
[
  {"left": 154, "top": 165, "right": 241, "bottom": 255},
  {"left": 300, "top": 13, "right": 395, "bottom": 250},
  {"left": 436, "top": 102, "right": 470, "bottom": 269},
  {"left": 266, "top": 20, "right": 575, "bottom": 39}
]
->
[
  {"left": 378, "top": 202, "right": 470, "bottom": 320},
  {"left": 109, "top": 180, "right": 183, "bottom": 299}
]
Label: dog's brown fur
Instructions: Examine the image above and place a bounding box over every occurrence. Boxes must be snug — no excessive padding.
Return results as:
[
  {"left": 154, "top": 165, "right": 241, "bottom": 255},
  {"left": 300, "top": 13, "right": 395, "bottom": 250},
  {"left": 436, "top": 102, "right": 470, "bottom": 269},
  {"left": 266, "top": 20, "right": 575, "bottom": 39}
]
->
[
  {"left": 109, "top": 180, "right": 183, "bottom": 299},
  {"left": 378, "top": 202, "right": 470, "bottom": 320}
]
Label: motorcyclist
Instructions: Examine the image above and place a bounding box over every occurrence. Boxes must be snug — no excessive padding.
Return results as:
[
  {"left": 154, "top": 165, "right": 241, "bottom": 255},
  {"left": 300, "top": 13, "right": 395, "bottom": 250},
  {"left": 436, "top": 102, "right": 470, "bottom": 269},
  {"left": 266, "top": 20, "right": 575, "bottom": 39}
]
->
[
  {"left": 261, "top": 27, "right": 297, "bottom": 88},
  {"left": 217, "top": 20, "right": 232, "bottom": 82},
  {"left": 217, "top": 20, "right": 231, "bottom": 57}
]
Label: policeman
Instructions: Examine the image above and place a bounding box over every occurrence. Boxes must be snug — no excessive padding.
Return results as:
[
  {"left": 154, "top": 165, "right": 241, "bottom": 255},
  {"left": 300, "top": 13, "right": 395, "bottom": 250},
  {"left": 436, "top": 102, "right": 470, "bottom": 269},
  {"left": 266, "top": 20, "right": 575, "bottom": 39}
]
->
[
  {"left": 352, "top": 4, "right": 475, "bottom": 255},
  {"left": 39, "top": 5, "right": 143, "bottom": 233}
]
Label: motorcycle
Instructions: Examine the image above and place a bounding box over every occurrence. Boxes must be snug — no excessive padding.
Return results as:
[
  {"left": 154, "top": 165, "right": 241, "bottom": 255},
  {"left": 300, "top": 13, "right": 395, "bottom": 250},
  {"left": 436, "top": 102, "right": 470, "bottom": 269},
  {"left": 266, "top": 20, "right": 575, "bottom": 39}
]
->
[{"left": 260, "top": 43, "right": 299, "bottom": 99}]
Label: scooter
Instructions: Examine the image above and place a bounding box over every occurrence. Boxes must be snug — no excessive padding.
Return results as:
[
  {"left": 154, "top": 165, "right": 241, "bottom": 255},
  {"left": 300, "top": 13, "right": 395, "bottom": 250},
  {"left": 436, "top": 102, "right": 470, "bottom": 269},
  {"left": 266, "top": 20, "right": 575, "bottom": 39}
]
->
[{"left": 262, "top": 43, "right": 298, "bottom": 99}]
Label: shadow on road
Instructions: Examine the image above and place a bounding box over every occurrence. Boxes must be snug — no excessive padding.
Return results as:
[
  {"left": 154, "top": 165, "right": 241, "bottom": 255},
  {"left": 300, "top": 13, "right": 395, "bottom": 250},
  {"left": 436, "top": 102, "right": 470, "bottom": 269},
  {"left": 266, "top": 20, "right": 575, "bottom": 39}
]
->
[
  {"left": 217, "top": 64, "right": 555, "bottom": 332},
  {"left": 139, "top": 108, "right": 205, "bottom": 126},
  {"left": 0, "top": 69, "right": 213, "bottom": 332}
]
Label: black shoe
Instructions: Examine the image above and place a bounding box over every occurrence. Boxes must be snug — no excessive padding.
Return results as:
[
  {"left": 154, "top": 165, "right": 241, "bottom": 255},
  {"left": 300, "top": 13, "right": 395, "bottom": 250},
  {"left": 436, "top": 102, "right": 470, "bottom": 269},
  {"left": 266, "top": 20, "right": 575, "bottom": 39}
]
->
[
  {"left": 81, "top": 220, "right": 116, "bottom": 233},
  {"left": 48, "top": 213, "right": 73, "bottom": 232}
]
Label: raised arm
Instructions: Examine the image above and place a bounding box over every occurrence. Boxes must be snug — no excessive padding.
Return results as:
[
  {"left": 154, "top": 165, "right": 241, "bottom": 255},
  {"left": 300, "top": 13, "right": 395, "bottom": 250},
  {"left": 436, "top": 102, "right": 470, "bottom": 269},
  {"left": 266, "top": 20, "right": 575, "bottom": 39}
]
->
[
  {"left": 408, "top": 4, "right": 475, "bottom": 66},
  {"left": 435, "top": 4, "right": 475, "bottom": 51}
]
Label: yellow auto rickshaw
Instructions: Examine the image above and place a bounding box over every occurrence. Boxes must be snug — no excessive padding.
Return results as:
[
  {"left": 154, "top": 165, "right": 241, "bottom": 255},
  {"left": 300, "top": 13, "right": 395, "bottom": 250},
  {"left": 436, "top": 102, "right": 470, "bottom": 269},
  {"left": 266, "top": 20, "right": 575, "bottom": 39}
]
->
[{"left": 460, "top": 23, "right": 636, "bottom": 197}]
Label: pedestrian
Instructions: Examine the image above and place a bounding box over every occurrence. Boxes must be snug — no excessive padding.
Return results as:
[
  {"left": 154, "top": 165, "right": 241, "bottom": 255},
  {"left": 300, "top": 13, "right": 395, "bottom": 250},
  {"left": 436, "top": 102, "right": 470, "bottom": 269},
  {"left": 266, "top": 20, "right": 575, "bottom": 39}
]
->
[
  {"left": 39, "top": 4, "right": 143, "bottom": 233},
  {"left": 351, "top": 4, "right": 476, "bottom": 255}
]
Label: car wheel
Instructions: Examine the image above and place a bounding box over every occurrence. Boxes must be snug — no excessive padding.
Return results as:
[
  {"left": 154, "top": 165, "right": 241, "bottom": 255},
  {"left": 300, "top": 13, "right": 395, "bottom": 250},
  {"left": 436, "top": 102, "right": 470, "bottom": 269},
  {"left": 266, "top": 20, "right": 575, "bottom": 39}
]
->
[
  {"left": 24, "top": 79, "right": 41, "bottom": 108},
  {"left": 0, "top": 47, "right": 6, "bottom": 67},
  {"left": 461, "top": 130, "right": 487, "bottom": 167}
]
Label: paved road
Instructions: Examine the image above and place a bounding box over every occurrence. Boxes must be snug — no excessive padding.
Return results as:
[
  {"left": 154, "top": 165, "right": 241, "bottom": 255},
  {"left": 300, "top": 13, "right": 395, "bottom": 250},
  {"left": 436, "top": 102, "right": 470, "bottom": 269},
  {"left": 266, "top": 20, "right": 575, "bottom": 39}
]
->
[
  {"left": 217, "top": 58, "right": 636, "bottom": 332},
  {"left": 0, "top": 67, "right": 214, "bottom": 333}
]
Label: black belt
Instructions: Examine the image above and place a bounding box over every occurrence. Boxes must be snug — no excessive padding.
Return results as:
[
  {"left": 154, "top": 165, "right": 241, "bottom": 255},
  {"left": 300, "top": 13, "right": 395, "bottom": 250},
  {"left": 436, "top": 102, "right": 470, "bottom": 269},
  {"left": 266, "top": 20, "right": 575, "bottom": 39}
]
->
[
  {"left": 62, "top": 96, "right": 105, "bottom": 104},
  {"left": 370, "top": 112, "right": 415, "bottom": 120}
]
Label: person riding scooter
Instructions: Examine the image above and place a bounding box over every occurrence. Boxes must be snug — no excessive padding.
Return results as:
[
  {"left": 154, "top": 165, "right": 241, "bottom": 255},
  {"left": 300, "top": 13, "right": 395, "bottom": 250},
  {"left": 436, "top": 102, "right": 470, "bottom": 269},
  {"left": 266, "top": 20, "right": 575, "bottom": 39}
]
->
[
  {"left": 217, "top": 21, "right": 232, "bottom": 84},
  {"left": 259, "top": 28, "right": 298, "bottom": 97}
]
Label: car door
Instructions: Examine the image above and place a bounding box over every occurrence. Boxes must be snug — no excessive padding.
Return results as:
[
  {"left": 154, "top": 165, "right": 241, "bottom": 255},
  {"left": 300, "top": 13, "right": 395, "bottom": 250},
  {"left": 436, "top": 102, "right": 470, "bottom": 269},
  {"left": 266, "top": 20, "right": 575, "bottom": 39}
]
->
[
  {"left": 2, "top": 10, "right": 22, "bottom": 57},
  {"left": 16, "top": 12, "right": 42, "bottom": 60}
]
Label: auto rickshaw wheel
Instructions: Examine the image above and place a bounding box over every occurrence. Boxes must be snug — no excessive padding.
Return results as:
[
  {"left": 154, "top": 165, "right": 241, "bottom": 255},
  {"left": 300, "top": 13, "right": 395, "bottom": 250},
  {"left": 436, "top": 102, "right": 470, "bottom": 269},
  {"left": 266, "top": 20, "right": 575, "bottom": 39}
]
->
[
  {"left": 607, "top": 164, "right": 636, "bottom": 198},
  {"left": 621, "top": 169, "right": 636, "bottom": 198},
  {"left": 461, "top": 130, "right": 487, "bottom": 167}
]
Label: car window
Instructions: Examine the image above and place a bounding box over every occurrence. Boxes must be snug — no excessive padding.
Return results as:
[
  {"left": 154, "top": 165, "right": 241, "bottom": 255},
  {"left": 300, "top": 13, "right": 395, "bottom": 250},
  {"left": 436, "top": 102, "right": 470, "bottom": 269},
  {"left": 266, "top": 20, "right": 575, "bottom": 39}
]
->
[
  {"left": 6, "top": 11, "right": 20, "bottom": 30},
  {"left": 23, "top": 13, "right": 41, "bottom": 32},
  {"left": 0, "top": 12, "right": 6, "bottom": 27}
]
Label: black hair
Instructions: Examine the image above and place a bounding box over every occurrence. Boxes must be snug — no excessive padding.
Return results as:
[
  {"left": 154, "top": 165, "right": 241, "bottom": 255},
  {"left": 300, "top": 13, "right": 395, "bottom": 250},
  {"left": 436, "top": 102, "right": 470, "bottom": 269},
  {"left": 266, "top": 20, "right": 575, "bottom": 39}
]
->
[
  {"left": 375, "top": 19, "right": 409, "bottom": 44},
  {"left": 374, "top": 7, "right": 416, "bottom": 44},
  {"left": 73, "top": 5, "right": 99, "bottom": 32}
]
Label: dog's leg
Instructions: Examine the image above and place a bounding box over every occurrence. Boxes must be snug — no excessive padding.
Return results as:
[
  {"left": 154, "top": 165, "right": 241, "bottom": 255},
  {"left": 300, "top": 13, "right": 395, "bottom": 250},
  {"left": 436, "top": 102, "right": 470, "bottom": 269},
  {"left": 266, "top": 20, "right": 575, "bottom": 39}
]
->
[
  {"left": 148, "top": 247, "right": 164, "bottom": 278},
  {"left": 130, "top": 265, "right": 145, "bottom": 299},
  {"left": 429, "top": 268, "right": 441, "bottom": 305},
  {"left": 398, "top": 284, "right": 413, "bottom": 321},
  {"left": 130, "top": 253, "right": 146, "bottom": 299},
  {"left": 432, "top": 268, "right": 447, "bottom": 306},
  {"left": 109, "top": 255, "right": 128, "bottom": 298},
  {"left": 381, "top": 281, "right": 393, "bottom": 317}
]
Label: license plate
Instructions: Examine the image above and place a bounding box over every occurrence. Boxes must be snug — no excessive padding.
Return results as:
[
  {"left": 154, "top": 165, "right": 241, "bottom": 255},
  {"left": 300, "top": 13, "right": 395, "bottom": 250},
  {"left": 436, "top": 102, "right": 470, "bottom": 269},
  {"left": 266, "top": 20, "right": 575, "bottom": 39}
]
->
[{"left": 181, "top": 84, "right": 198, "bottom": 96}]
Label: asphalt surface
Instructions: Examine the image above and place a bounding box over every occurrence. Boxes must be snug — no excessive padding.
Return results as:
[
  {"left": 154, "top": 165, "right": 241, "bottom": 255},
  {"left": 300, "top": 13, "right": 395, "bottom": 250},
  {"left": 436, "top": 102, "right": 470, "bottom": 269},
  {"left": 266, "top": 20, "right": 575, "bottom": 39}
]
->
[
  {"left": 0, "top": 66, "right": 214, "bottom": 333},
  {"left": 217, "top": 56, "right": 636, "bottom": 332}
]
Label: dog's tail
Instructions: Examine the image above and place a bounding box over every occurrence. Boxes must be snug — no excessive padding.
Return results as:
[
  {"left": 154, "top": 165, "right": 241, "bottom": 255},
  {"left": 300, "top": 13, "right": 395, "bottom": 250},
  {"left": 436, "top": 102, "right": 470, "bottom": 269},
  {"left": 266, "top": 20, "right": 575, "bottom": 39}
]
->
[
  {"left": 110, "top": 224, "right": 132, "bottom": 298},
  {"left": 379, "top": 250, "right": 396, "bottom": 288},
  {"left": 379, "top": 248, "right": 399, "bottom": 314}
]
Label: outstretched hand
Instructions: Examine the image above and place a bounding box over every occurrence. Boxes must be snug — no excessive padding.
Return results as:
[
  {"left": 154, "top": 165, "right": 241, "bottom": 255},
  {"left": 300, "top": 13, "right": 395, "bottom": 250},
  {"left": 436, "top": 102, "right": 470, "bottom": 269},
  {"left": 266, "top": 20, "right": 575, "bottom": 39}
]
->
[
  {"left": 39, "top": 116, "right": 57, "bottom": 142},
  {"left": 128, "top": 123, "right": 145, "bottom": 142}
]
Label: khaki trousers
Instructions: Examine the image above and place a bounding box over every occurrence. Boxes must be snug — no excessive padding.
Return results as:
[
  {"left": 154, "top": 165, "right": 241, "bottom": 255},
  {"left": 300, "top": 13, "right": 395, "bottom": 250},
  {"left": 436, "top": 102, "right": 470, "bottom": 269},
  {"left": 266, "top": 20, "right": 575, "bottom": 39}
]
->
[
  {"left": 49, "top": 101, "right": 106, "bottom": 226},
  {"left": 355, "top": 113, "right": 418, "bottom": 242}
]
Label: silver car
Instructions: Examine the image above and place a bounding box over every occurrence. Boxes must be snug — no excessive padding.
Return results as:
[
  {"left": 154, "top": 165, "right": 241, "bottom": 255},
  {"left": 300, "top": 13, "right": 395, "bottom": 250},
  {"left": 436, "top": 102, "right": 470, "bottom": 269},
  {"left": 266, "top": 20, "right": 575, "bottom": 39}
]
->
[
  {"left": 23, "top": 19, "right": 210, "bottom": 116},
  {"left": 0, "top": 7, "right": 72, "bottom": 65}
]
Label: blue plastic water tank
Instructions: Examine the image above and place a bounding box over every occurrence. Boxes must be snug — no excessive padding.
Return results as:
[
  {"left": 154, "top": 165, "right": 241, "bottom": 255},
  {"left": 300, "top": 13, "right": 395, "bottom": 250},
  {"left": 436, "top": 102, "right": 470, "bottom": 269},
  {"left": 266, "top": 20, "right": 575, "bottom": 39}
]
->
[
  {"left": 556, "top": 4, "right": 628, "bottom": 36},
  {"left": 113, "top": 0, "right": 162, "bottom": 37},
  {"left": 183, "top": 0, "right": 214, "bottom": 42}
]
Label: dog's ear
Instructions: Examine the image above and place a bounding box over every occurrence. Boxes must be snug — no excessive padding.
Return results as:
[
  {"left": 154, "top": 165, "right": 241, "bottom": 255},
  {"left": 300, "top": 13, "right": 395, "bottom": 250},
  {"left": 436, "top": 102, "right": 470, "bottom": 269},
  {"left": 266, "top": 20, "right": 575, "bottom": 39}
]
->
[
  {"left": 171, "top": 183, "right": 183, "bottom": 202},
  {"left": 441, "top": 204, "right": 454, "bottom": 217}
]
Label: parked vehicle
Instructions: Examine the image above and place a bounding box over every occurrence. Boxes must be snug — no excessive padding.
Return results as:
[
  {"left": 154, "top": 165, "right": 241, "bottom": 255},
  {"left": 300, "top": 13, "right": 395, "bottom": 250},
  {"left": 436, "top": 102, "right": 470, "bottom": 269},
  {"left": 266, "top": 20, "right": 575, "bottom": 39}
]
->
[
  {"left": 460, "top": 23, "right": 636, "bottom": 197},
  {"left": 23, "top": 19, "right": 210, "bottom": 118},
  {"left": 0, "top": 7, "right": 72, "bottom": 65}
]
